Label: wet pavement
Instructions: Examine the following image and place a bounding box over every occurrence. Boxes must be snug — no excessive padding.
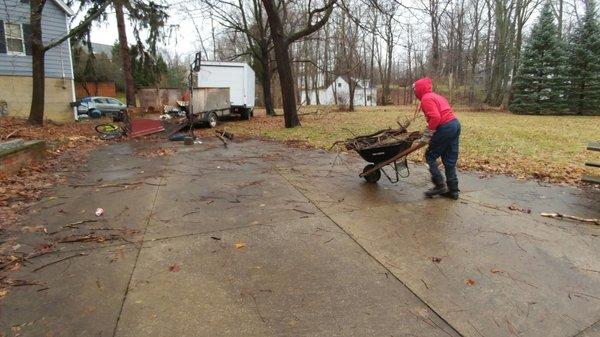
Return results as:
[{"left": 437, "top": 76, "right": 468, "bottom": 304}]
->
[{"left": 1, "top": 138, "right": 599, "bottom": 337}]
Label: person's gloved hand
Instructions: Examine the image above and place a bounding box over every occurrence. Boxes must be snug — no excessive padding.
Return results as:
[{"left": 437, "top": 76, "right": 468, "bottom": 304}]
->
[{"left": 418, "top": 128, "right": 433, "bottom": 144}]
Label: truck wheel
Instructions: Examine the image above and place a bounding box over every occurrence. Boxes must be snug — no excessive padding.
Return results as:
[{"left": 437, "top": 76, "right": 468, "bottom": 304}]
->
[
  {"left": 208, "top": 112, "right": 218, "bottom": 128},
  {"left": 240, "top": 108, "right": 250, "bottom": 120}
]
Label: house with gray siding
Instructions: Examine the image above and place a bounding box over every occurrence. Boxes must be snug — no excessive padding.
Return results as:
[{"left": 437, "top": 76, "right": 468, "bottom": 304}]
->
[{"left": 0, "top": 0, "right": 76, "bottom": 121}]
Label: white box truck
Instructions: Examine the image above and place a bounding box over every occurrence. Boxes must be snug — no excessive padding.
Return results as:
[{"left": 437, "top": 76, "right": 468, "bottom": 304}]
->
[{"left": 193, "top": 61, "right": 255, "bottom": 126}]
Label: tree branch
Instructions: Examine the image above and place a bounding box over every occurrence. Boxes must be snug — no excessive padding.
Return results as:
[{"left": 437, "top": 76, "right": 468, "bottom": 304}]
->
[
  {"left": 44, "top": 0, "right": 111, "bottom": 52},
  {"left": 287, "top": 0, "right": 336, "bottom": 44}
]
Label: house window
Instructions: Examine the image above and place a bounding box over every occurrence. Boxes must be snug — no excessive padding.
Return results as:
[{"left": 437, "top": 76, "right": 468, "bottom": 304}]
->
[
  {"left": 4, "top": 23, "right": 24, "bottom": 54},
  {"left": 337, "top": 82, "right": 342, "bottom": 88},
  {"left": 367, "top": 95, "right": 372, "bottom": 101}
]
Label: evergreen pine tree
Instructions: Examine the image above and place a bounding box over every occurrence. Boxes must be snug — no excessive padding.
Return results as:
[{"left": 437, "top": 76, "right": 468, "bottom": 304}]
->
[
  {"left": 567, "top": 0, "right": 600, "bottom": 115},
  {"left": 510, "top": 2, "right": 568, "bottom": 114}
]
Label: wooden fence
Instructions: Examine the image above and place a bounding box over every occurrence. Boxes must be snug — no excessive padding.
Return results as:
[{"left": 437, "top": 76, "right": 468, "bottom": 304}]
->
[{"left": 75, "top": 82, "right": 117, "bottom": 98}]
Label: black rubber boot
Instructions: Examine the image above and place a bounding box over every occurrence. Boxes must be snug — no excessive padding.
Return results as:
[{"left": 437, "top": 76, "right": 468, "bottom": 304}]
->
[
  {"left": 424, "top": 178, "right": 448, "bottom": 198},
  {"left": 443, "top": 179, "right": 459, "bottom": 200}
]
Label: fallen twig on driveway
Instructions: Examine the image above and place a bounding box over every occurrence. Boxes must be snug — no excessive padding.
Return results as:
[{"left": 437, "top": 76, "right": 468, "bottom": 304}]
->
[
  {"left": 182, "top": 211, "right": 202, "bottom": 217},
  {"left": 0, "top": 247, "right": 56, "bottom": 272},
  {"left": 1, "top": 278, "right": 44, "bottom": 287},
  {"left": 215, "top": 131, "right": 228, "bottom": 148},
  {"left": 57, "top": 234, "right": 123, "bottom": 243},
  {"left": 540, "top": 213, "right": 600, "bottom": 225},
  {"left": 33, "top": 253, "right": 88, "bottom": 272},
  {"left": 48, "top": 219, "right": 99, "bottom": 234},
  {"left": 70, "top": 182, "right": 144, "bottom": 188},
  {"left": 292, "top": 208, "right": 315, "bottom": 215}
]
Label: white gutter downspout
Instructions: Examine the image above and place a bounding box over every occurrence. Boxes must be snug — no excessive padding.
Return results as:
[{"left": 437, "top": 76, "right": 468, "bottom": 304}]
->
[{"left": 65, "top": 16, "right": 77, "bottom": 121}]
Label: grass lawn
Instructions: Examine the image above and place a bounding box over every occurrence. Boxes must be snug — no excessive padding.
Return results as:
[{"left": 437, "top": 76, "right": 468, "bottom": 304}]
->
[{"left": 207, "top": 106, "right": 600, "bottom": 185}]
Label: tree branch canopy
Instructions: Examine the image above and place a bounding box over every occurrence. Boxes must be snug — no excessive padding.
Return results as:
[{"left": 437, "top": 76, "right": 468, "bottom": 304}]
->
[
  {"left": 287, "top": 0, "right": 336, "bottom": 44},
  {"left": 44, "top": 0, "right": 111, "bottom": 51}
]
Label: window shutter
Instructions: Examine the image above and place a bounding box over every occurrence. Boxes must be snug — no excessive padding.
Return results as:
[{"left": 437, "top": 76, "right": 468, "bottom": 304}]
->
[
  {"left": 22, "top": 24, "right": 32, "bottom": 55},
  {"left": 0, "top": 20, "right": 6, "bottom": 54}
]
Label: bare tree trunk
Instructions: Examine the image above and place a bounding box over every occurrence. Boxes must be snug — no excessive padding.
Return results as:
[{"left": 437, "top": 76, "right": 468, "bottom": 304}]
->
[
  {"left": 303, "top": 72, "right": 311, "bottom": 105},
  {"left": 348, "top": 80, "right": 355, "bottom": 111},
  {"left": 28, "top": 0, "right": 45, "bottom": 125},
  {"left": 261, "top": 0, "right": 334, "bottom": 127},
  {"left": 557, "top": 0, "right": 563, "bottom": 39},
  {"left": 261, "top": 60, "right": 275, "bottom": 116},
  {"left": 430, "top": 0, "right": 441, "bottom": 74},
  {"left": 115, "top": 0, "right": 136, "bottom": 107},
  {"left": 262, "top": 0, "right": 300, "bottom": 127}
]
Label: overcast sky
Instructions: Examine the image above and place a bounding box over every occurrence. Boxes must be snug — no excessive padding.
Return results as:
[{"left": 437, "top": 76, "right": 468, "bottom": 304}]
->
[
  {"left": 79, "top": 1, "right": 211, "bottom": 60},
  {"left": 76, "top": 0, "right": 584, "bottom": 70}
]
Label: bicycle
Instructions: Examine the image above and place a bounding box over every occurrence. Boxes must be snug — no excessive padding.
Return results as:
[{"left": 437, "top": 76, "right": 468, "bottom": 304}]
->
[{"left": 95, "top": 111, "right": 131, "bottom": 140}]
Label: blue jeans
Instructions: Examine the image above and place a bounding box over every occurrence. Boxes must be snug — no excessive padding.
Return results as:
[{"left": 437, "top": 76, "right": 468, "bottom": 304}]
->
[{"left": 425, "top": 119, "right": 461, "bottom": 190}]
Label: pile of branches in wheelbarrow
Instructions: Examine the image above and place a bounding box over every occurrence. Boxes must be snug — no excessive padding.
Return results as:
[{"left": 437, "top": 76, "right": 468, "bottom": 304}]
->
[
  {"left": 330, "top": 118, "right": 420, "bottom": 152},
  {"left": 331, "top": 118, "right": 424, "bottom": 183}
]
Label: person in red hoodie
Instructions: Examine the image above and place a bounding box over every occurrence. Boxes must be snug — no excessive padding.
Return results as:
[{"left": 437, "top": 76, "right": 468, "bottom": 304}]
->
[{"left": 413, "top": 77, "right": 461, "bottom": 199}]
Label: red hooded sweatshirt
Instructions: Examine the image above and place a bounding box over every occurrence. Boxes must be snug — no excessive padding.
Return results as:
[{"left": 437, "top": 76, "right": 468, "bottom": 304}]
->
[{"left": 413, "top": 77, "right": 456, "bottom": 131}]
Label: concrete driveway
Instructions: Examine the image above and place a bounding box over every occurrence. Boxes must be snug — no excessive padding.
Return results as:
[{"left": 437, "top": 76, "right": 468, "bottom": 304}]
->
[{"left": 1, "top": 138, "right": 599, "bottom": 337}]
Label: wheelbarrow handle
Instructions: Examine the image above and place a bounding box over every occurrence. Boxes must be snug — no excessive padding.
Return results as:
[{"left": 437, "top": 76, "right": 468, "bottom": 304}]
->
[{"left": 359, "top": 141, "right": 427, "bottom": 178}]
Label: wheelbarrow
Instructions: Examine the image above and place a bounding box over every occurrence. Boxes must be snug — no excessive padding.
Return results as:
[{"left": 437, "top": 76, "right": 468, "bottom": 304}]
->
[{"left": 357, "top": 133, "right": 426, "bottom": 183}]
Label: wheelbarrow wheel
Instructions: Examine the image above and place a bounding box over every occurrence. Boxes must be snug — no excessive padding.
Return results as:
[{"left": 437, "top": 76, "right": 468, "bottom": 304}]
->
[{"left": 363, "top": 164, "right": 381, "bottom": 183}]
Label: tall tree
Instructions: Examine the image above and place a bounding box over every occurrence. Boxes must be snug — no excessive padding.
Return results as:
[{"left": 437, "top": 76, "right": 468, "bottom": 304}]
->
[
  {"left": 86, "top": 0, "right": 168, "bottom": 107},
  {"left": 261, "top": 0, "right": 336, "bottom": 128},
  {"left": 510, "top": 1, "right": 568, "bottom": 114},
  {"left": 420, "top": 0, "right": 450, "bottom": 75},
  {"left": 205, "top": 0, "right": 276, "bottom": 116},
  {"left": 28, "top": 0, "right": 110, "bottom": 125},
  {"left": 567, "top": 0, "right": 600, "bottom": 115},
  {"left": 337, "top": 3, "right": 363, "bottom": 111},
  {"left": 114, "top": 0, "right": 136, "bottom": 106}
]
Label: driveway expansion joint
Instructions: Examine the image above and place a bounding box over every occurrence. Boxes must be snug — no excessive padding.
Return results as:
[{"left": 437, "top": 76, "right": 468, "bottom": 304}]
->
[{"left": 111, "top": 177, "right": 164, "bottom": 337}]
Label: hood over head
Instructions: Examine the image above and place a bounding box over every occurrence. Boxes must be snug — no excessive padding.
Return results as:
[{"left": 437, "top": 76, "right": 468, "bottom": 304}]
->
[{"left": 413, "top": 77, "right": 433, "bottom": 100}]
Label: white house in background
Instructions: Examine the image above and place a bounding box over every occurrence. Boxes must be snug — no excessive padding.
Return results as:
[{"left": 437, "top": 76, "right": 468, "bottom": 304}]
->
[{"left": 300, "top": 76, "right": 377, "bottom": 107}]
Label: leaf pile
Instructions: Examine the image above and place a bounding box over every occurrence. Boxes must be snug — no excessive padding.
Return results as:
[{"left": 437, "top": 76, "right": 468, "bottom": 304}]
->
[{"left": 134, "top": 146, "right": 176, "bottom": 158}]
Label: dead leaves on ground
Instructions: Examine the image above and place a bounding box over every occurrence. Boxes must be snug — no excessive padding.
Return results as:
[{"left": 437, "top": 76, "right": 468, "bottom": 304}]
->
[
  {"left": 0, "top": 117, "right": 102, "bottom": 228},
  {"left": 134, "top": 147, "right": 176, "bottom": 158}
]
